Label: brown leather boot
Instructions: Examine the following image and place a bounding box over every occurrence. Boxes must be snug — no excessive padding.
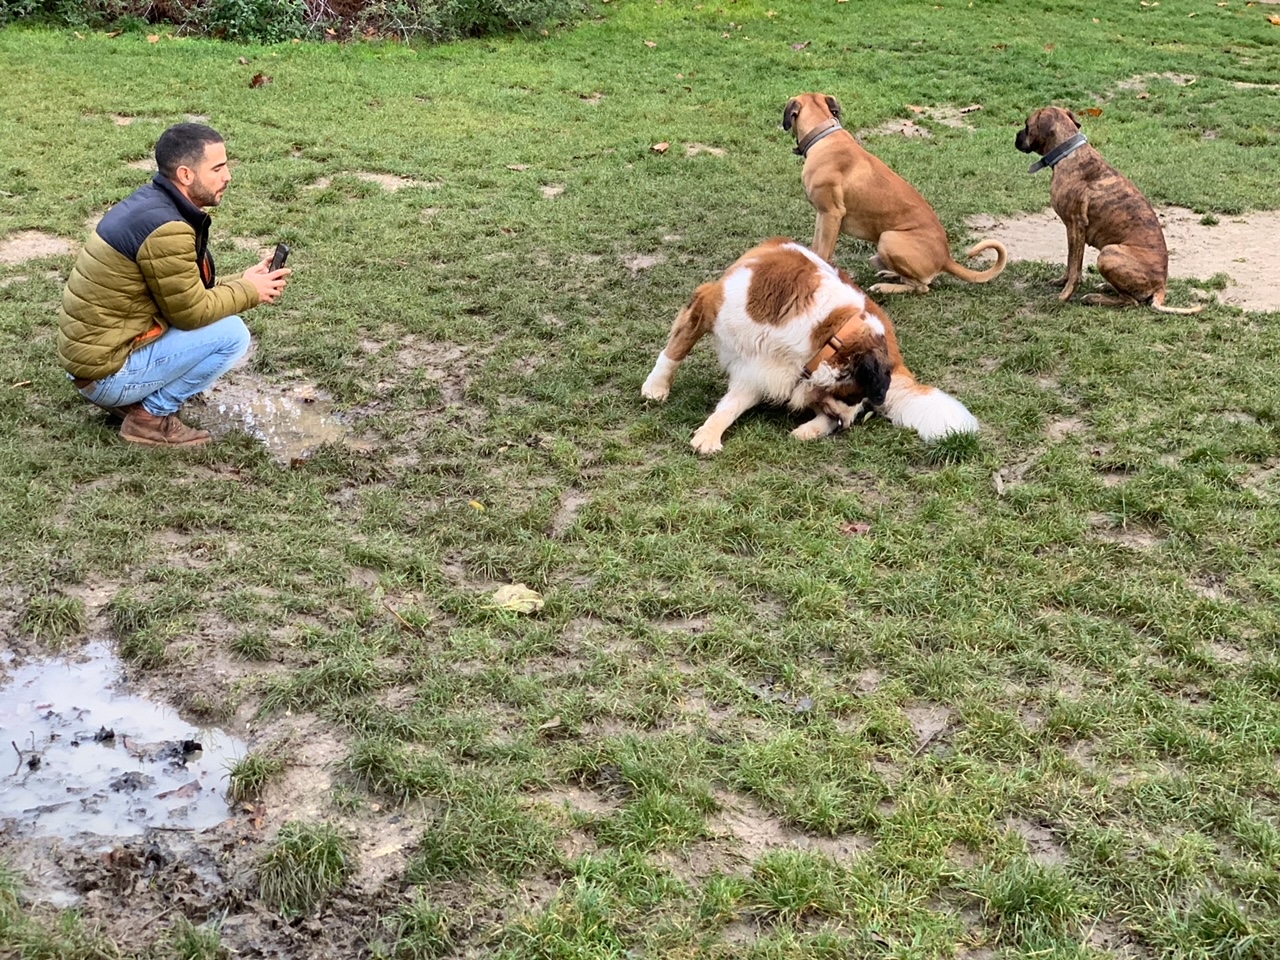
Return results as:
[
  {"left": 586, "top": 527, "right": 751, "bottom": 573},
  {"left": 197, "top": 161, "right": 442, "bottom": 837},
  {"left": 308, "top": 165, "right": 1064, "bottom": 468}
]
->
[{"left": 119, "top": 407, "right": 211, "bottom": 447}]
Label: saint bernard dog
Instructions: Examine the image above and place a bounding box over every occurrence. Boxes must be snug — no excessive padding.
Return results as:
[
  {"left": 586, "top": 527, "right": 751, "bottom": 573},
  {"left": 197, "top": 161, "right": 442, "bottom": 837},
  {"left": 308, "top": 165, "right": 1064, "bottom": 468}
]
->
[{"left": 641, "top": 238, "right": 979, "bottom": 454}]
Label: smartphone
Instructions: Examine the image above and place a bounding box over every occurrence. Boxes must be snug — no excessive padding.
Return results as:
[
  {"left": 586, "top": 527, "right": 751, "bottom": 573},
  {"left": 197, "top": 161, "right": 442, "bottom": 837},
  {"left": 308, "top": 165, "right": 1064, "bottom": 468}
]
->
[{"left": 270, "top": 243, "right": 291, "bottom": 271}]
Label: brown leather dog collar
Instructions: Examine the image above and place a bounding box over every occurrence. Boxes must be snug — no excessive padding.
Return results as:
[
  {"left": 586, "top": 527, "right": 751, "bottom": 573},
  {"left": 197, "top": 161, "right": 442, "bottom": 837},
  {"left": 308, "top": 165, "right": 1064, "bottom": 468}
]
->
[
  {"left": 802, "top": 313, "right": 865, "bottom": 379},
  {"left": 794, "top": 119, "right": 843, "bottom": 157}
]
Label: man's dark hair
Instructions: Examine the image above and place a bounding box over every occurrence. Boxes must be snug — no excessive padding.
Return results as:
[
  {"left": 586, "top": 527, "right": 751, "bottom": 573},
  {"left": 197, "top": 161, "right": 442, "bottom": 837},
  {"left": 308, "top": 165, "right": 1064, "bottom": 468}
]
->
[{"left": 155, "top": 123, "right": 225, "bottom": 180}]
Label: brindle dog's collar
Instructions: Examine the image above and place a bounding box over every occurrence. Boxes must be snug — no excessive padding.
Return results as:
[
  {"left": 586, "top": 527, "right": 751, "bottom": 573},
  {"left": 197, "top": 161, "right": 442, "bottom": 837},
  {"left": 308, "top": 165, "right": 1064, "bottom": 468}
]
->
[
  {"left": 1028, "top": 132, "right": 1088, "bottom": 173},
  {"left": 794, "top": 119, "right": 843, "bottom": 157}
]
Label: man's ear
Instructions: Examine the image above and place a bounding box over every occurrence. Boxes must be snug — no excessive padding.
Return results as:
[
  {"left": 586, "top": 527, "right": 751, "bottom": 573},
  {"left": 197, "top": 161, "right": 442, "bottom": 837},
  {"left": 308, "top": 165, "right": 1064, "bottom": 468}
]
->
[
  {"left": 824, "top": 95, "right": 842, "bottom": 121},
  {"left": 782, "top": 98, "right": 800, "bottom": 132},
  {"left": 1067, "top": 109, "right": 1081, "bottom": 129}
]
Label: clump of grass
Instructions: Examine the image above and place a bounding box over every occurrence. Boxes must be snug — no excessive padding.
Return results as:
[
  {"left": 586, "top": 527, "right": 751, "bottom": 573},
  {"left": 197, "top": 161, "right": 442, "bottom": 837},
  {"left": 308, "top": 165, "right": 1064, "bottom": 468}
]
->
[
  {"left": 347, "top": 738, "right": 455, "bottom": 804},
  {"left": 19, "top": 591, "right": 86, "bottom": 646},
  {"left": 258, "top": 821, "right": 354, "bottom": 919},
  {"left": 165, "top": 915, "right": 227, "bottom": 960},
  {"left": 976, "top": 858, "right": 1090, "bottom": 945},
  {"left": 228, "top": 752, "right": 285, "bottom": 803},
  {"left": 924, "top": 429, "right": 983, "bottom": 466},
  {"left": 592, "top": 790, "right": 709, "bottom": 852},
  {"left": 495, "top": 879, "right": 626, "bottom": 960},
  {"left": 374, "top": 893, "right": 454, "bottom": 960},
  {"left": 230, "top": 629, "right": 271, "bottom": 661},
  {"left": 408, "top": 784, "right": 556, "bottom": 881},
  {"left": 744, "top": 850, "right": 846, "bottom": 924}
]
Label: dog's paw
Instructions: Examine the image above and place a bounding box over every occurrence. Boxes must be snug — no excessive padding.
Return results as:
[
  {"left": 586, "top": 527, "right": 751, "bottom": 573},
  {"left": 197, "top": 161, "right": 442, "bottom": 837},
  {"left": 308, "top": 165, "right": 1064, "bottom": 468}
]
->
[
  {"left": 640, "top": 378, "right": 670, "bottom": 402},
  {"left": 690, "top": 428, "right": 723, "bottom": 455},
  {"left": 791, "top": 416, "right": 835, "bottom": 441},
  {"left": 836, "top": 400, "right": 870, "bottom": 429},
  {"left": 1058, "top": 287, "right": 1076, "bottom": 302}
]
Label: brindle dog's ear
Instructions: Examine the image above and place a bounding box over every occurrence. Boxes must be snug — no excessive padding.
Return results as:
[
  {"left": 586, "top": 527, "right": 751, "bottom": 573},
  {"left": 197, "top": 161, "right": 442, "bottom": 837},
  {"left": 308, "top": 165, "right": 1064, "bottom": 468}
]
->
[
  {"left": 824, "top": 95, "right": 842, "bottom": 121},
  {"left": 1067, "top": 109, "right": 1081, "bottom": 128},
  {"left": 782, "top": 98, "right": 800, "bottom": 132}
]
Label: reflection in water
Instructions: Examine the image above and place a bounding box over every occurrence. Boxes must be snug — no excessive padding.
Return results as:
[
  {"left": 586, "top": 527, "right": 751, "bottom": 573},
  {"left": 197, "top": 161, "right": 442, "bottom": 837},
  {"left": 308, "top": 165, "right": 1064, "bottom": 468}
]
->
[
  {"left": 196, "top": 373, "right": 350, "bottom": 464},
  {"left": 0, "top": 643, "right": 245, "bottom": 841}
]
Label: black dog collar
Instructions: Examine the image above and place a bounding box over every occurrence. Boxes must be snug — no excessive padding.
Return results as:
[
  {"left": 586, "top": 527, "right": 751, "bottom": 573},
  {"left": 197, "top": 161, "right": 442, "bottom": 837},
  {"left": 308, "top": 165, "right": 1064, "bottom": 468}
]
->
[
  {"left": 795, "top": 120, "right": 843, "bottom": 157},
  {"left": 1028, "top": 133, "right": 1088, "bottom": 173}
]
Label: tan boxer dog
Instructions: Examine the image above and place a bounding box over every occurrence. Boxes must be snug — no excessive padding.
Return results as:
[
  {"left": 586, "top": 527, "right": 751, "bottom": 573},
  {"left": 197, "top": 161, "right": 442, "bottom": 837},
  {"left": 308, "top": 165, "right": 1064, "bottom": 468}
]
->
[
  {"left": 782, "top": 92, "right": 1006, "bottom": 295},
  {"left": 1015, "top": 106, "right": 1202, "bottom": 314}
]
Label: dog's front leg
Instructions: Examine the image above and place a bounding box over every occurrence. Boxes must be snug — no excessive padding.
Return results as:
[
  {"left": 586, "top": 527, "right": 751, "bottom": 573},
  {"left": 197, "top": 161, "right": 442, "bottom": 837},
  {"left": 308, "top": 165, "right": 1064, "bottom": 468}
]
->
[
  {"left": 691, "top": 386, "right": 763, "bottom": 455},
  {"left": 791, "top": 412, "right": 840, "bottom": 441},
  {"left": 1059, "top": 219, "right": 1087, "bottom": 301}
]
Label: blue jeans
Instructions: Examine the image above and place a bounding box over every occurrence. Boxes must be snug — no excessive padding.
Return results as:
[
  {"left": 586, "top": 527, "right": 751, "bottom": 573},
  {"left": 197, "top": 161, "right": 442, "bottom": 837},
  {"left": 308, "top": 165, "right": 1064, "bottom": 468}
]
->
[{"left": 76, "top": 316, "right": 251, "bottom": 417}]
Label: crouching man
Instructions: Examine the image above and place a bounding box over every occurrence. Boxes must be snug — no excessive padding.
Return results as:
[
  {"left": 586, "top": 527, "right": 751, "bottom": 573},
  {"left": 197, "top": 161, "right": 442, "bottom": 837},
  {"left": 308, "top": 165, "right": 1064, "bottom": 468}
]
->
[{"left": 58, "top": 123, "right": 290, "bottom": 447}]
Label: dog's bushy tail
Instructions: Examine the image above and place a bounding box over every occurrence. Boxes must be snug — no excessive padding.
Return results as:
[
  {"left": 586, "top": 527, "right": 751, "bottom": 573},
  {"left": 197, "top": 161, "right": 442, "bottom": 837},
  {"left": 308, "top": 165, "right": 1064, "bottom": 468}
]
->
[
  {"left": 880, "top": 370, "right": 979, "bottom": 441},
  {"left": 942, "top": 239, "right": 1007, "bottom": 284},
  {"left": 1150, "top": 290, "right": 1205, "bottom": 315}
]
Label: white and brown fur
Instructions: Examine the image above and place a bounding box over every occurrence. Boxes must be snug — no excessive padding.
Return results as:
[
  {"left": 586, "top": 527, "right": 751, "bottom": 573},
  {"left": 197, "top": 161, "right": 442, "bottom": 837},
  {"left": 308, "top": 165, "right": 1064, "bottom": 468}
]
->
[
  {"left": 641, "top": 238, "right": 979, "bottom": 454},
  {"left": 784, "top": 92, "right": 1006, "bottom": 295}
]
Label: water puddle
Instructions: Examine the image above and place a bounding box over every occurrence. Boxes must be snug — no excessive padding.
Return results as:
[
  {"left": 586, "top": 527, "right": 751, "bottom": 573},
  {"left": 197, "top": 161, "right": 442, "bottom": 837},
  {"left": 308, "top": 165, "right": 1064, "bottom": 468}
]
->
[
  {"left": 195, "top": 372, "right": 353, "bottom": 464},
  {"left": 0, "top": 642, "right": 245, "bottom": 841}
]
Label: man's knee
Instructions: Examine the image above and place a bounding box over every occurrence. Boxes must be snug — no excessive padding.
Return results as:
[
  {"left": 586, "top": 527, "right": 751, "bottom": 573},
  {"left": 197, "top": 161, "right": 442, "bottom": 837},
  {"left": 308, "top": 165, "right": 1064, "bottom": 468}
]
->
[{"left": 219, "top": 314, "right": 252, "bottom": 359}]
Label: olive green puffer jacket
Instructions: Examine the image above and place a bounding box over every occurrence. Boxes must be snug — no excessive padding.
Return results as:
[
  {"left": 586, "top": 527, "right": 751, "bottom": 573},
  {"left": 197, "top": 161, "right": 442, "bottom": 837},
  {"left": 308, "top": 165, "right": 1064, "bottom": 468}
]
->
[{"left": 58, "top": 175, "right": 259, "bottom": 382}]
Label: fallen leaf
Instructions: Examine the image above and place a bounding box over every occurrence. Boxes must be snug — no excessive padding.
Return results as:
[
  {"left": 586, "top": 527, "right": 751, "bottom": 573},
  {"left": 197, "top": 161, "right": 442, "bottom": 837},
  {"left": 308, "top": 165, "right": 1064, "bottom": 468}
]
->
[
  {"left": 491, "top": 583, "right": 544, "bottom": 614},
  {"left": 468, "top": 499, "right": 485, "bottom": 512},
  {"left": 146, "top": 33, "right": 159, "bottom": 42},
  {"left": 325, "top": 27, "right": 336, "bottom": 36},
  {"left": 237, "top": 56, "right": 249, "bottom": 65},
  {"left": 106, "top": 30, "right": 122, "bottom": 38},
  {"left": 840, "top": 521, "right": 872, "bottom": 536},
  {"left": 250, "top": 72, "right": 272, "bottom": 88},
  {"left": 74, "top": 31, "right": 84, "bottom": 38},
  {"left": 1084, "top": 106, "right": 1103, "bottom": 116},
  {"left": 1270, "top": 14, "right": 1280, "bottom": 24},
  {"left": 1092, "top": 17, "right": 1100, "bottom": 22},
  {"left": 651, "top": 141, "right": 670, "bottom": 153},
  {"left": 906, "top": 104, "right": 927, "bottom": 113},
  {"left": 643, "top": 39, "right": 657, "bottom": 47},
  {"left": 1137, "top": 92, "right": 1151, "bottom": 100},
  {"left": 721, "top": 32, "right": 730, "bottom": 38},
  {"left": 1044, "top": 43, "right": 1056, "bottom": 51},
  {"left": 959, "top": 103, "right": 983, "bottom": 114},
  {"left": 791, "top": 40, "right": 811, "bottom": 50},
  {"left": 993, "top": 472, "right": 1006, "bottom": 496},
  {"left": 1188, "top": 10, "right": 1197, "bottom": 15},
  {"left": 11, "top": 380, "right": 32, "bottom": 388},
  {"left": 538, "top": 715, "right": 563, "bottom": 731},
  {"left": 993, "top": 42, "right": 1007, "bottom": 50},
  {"left": 155, "top": 780, "right": 200, "bottom": 800},
  {"left": 506, "top": 163, "right": 530, "bottom": 171}
]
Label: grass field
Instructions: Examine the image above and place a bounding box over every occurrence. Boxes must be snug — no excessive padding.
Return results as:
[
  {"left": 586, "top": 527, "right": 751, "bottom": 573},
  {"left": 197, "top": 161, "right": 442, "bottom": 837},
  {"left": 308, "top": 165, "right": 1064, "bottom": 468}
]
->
[{"left": 3, "top": 1, "right": 1280, "bottom": 957}]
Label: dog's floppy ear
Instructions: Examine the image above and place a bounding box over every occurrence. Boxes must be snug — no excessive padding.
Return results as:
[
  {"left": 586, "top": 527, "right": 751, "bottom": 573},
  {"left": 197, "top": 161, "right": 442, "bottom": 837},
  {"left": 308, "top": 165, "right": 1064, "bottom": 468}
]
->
[
  {"left": 855, "top": 349, "right": 892, "bottom": 407},
  {"left": 782, "top": 98, "right": 800, "bottom": 132},
  {"left": 824, "top": 95, "right": 843, "bottom": 122},
  {"left": 1067, "top": 108, "right": 1081, "bottom": 129}
]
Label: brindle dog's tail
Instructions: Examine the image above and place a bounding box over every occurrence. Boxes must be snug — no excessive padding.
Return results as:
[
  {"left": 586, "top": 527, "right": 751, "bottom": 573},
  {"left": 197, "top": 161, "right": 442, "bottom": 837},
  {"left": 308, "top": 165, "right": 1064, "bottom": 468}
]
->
[
  {"left": 941, "top": 239, "right": 1007, "bottom": 284},
  {"left": 1150, "top": 290, "right": 1205, "bottom": 315}
]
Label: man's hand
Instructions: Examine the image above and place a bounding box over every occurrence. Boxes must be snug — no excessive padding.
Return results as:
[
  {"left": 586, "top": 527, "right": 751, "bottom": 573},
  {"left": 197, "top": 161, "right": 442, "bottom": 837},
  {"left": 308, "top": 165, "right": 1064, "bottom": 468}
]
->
[{"left": 244, "top": 256, "right": 292, "bottom": 304}]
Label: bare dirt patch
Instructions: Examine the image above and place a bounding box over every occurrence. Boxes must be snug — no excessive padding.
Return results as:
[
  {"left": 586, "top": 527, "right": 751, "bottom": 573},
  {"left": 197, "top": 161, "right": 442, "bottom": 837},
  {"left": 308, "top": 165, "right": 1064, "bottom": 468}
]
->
[
  {"left": 354, "top": 171, "right": 436, "bottom": 192},
  {"left": 1115, "top": 73, "right": 1197, "bottom": 94},
  {"left": 1047, "top": 417, "right": 1086, "bottom": 441},
  {"left": 623, "top": 252, "right": 663, "bottom": 274},
  {"left": 0, "top": 231, "right": 74, "bottom": 264},
  {"left": 685, "top": 142, "right": 727, "bottom": 157},
  {"left": 709, "top": 792, "right": 871, "bottom": 865},
  {"left": 858, "top": 118, "right": 932, "bottom": 139},
  {"left": 904, "top": 703, "right": 954, "bottom": 749},
  {"left": 966, "top": 207, "right": 1280, "bottom": 313},
  {"left": 1004, "top": 817, "right": 1067, "bottom": 865},
  {"left": 540, "top": 183, "right": 566, "bottom": 199},
  {"left": 1089, "top": 514, "right": 1163, "bottom": 550},
  {"left": 126, "top": 158, "right": 157, "bottom": 172},
  {"left": 548, "top": 488, "right": 590, "bottom": 538}
]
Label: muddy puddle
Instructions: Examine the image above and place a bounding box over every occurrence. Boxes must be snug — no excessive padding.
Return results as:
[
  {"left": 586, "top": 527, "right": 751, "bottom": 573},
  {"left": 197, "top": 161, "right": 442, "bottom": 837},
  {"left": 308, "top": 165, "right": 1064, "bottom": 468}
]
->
[
  {"left": 195, "top": 371, "right": 353, "bottom": 464},
  {"left": 0, "top": 642, "right": 244, "bottom": 841}
]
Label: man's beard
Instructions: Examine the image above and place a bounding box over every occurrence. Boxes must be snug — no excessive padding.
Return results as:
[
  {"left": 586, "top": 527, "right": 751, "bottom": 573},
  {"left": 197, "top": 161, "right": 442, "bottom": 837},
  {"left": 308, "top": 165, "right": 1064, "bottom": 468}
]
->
[{"left": 188, "top": 181, "right": 223, "bottom": 208}]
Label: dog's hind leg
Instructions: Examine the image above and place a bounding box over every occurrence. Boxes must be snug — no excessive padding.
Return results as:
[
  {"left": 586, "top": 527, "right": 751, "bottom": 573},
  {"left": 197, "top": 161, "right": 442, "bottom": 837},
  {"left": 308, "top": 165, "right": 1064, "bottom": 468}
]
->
[
  {"left": 642, "top": 285, "right": 718, "bottom": 401},
  {"left": 868, "top": 232, "right": 932, "bottom": 294},
  {"left": 691, "top": 385, "right": 764, "bottom": 455}
]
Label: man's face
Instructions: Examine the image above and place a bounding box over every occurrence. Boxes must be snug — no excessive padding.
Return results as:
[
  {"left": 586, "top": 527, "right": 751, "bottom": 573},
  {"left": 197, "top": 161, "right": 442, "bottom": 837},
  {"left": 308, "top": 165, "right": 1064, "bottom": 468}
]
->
[{"left": 179, "top": 142, "right": 231, "bottom": 208}]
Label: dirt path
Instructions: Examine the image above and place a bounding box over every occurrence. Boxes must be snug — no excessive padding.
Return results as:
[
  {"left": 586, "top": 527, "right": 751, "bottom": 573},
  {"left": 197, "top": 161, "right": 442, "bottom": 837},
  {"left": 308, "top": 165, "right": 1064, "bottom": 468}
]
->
[{"left": 966, "top": 207, "right": 1280, "bottom": 312}]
